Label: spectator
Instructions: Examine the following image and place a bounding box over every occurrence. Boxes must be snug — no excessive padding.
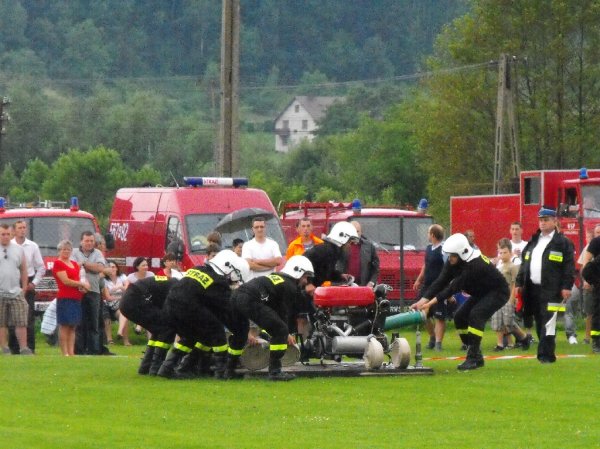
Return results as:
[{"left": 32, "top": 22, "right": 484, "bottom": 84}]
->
[
  {"left": 342, "top": 221, "right": 380, "bottom": 288},
  {"left": 515, "top": 207, "right": 575, "bottom": 363},
  {"left": 103, "top": 261, "right": 127, "bottom": 344},
  {"left": 206, "top": 243, "right": 220, "bottom": 260},
  {"left": 121, "top": 257, "right": 154, "bottom": 343},
  {"left": 464, "top": 229, "right": 478, "bottom": 249},
  {"left": 0, "top": 223, "right": 31, "bottom": 355},
  {"left": 72, "top": 231, "right": 107, "bottom": 355},
  {"left": 9, "top": 220, "right": 45, "bottom": 354},
  {"left": 578, "top": 223, "right": 600, "bottom": 353},
  {"left": 285, "top": 217, "right": 323, "bottom": 259},
  {"left": 490, "top": 238, "right": 530, "bottom": 351},
  {"left": 509, "top": 221, "right": 527, "bottom": 263},
  {"left": 232, "top": 238, "right": 244, "bottom": 257},
  {"left": 412, "top": 224, "right": 447, "bottom": 351},
  {"left": 242, "top": 217, "right": 283, "bottom": 281},
  {"left": 156, "top": 253, "right": 183, "bottom": 279},
  {"left": 207, "top": 231, "right": 223, "bottom": 249},
  {"left": 52, "top": 240, "right": 89, "bottom": 356}
]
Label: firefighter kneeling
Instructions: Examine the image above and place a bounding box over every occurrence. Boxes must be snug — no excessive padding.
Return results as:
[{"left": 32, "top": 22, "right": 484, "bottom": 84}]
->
[{"left": 229, "top": 256, "right": 314, "bottom": 381}]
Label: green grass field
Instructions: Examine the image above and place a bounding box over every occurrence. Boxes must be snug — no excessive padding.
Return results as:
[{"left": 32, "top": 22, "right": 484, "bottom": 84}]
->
[{"left": 1, "top": 324, "right": 598, "bottom": 449}]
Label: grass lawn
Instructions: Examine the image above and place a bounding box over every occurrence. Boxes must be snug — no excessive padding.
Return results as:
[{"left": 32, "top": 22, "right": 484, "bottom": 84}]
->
[{"left": 1, "top": 324, "right": 598, "bottom": 449}]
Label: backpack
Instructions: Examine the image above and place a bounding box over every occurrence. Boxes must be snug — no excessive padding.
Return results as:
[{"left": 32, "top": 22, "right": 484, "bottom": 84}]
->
[{"left": 582, "top": 255, "right": 600, "bottom": 286}]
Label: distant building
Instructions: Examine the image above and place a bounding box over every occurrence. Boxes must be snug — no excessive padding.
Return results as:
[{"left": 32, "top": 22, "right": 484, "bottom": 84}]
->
[{"left": 274, "top": 96, "right": 342, "bottom": 153}]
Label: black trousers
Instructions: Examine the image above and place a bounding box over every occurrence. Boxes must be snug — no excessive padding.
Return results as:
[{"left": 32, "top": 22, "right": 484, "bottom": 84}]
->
[
  {"left": 454, "top": 290, "right": 508, "bottom": 335},
  {"left": 229, "top": 292, "right": 288, "bottom": 353},
  {"left": 588, "top": 286, "right": 600, "bottom": 340},
  {"left": 526, "top": 283, "right": 558, "bottom": 362},
  {"left": 120, "top": 290, "right": 174, "bottom": 343}
]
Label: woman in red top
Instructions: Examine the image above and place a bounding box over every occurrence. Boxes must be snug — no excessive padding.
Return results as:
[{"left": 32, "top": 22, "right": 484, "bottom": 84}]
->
[{"left": 52, "top": 240, "right": 89, "bottom": 356}]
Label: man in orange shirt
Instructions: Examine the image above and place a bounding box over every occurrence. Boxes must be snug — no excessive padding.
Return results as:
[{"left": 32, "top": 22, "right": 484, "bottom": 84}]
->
[{"left": 285, "top": 217, "right": 323, "bottom": 259}]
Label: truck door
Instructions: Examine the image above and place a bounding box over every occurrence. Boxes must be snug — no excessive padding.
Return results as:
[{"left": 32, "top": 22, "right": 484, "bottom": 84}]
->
[{"left": 520, "top": 171, "right": 542, "bottom": 238}]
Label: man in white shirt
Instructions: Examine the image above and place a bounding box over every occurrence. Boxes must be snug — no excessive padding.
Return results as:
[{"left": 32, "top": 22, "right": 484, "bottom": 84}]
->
[
  {"left": 242, "top": 217, "right": 283, "bottom": 281},
  {"left": 9, "top": 220, "right": 45, "bottom": 353},
  {"left": 509, "top": 221, "right": 528, "bottom": 264}
]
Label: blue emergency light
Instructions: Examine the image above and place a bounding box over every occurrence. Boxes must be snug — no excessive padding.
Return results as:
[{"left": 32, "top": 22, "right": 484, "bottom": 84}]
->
[
  {"left": 0, "top": 197, "right": 4, "bottom": 212},
  {"left": 418, "top": 198, "right": 429, "bottom": 212},
  {"left": 351, "top": 198, "right": 362, "bottom": 213},
  {"left": 580, "top": 167, "right": 589, "bottom": 179},
  {"left": 70, "top": 196, "right": 79, "bottom": 211},
  {"left": 183, "top": 177, "right": 249, "bottom": 188}
]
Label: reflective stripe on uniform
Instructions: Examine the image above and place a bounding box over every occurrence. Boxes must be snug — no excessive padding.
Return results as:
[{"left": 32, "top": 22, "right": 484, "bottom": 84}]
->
[
  {"left": 147, "top": 340, "right": 157, "bottom": 347},
  {"left": 153, "top": 340, "right": 171, "bottom": 350},
  {"left": 228, "top": 347, "right": 244, "bottom": 356},
  {"left": 270, "top": 343, "right": 287, "bottom": 352},
  {"left": 194, "top": 342, "right": 211, "bottom": 352},
  {"left": 212, "top": 344, "right": 228, "bottom": 353},
  {"left": 547, "top": 303, "right": 566, "bottom": 312},
  {"left": 467, "top": 326, "right": 484, "bottom": 337},
  {"left": 591, "top": 330, "right": 600, "bottom": 336},
  {"left": 185, "top": 269, "right": 214, "bottom": 289},
  {"left": 267, "top": 274, "right": 285, "bottom": 285},
  {"left": 548, "top": 251, "right": 563, "bottom": 262},
  {"left": 154, "top": 275, "right": 169, "bottom": 282},
  {"left": 174, "top": 342, "right": 193, "bottom": 353}
]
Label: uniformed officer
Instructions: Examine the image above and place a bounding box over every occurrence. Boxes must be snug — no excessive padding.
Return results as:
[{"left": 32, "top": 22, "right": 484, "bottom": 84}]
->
[
  {"left": 158, "top": 250, "right": 250, "bottom": 379},
  {"left": 228, "top": 256, "right": 314, "bottom": 381},
  {"left": 119, "top": 274, "right": 178, "bottom": 375},
  {"left": 515, "top": 207, "right": 575, "bottom": 363},
  {"left": 418, "top": 233, "right": 510, "bottom": 370}
]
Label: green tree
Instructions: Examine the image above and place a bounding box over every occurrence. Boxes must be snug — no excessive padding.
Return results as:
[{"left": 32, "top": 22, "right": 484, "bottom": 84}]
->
[{"left": 41, "top": 147, "right": 130, "bottom": 218}]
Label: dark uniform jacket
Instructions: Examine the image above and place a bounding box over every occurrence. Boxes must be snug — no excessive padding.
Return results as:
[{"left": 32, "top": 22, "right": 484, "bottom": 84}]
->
[
  {"left": 164, "top": 265, "right": 232, "bottom": 317},
  {"left": 423, "top": 255, "right": 509, "bottom": 302},
  {"left": 121, "top": 275, "right": 178, "bottom": 312},
  {"left": 515, "top": 230, "right": 575, "bottom": 303},
  {"left": 304, "top": 241, "right": 345, "bottom": 286},
  {"left": 232, "top": 273, "right": 302, "bottom": 324}
]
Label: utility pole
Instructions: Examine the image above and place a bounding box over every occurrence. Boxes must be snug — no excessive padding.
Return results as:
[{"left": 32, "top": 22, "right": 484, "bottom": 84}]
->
[
  {"left": 0, "top": 97, "right": 10, "bottom": 168},
  {"left": 493, "top": 54, "right": 520, "bottom": 194},
  {"left": 218, "top": 0, "right": 240, "bottom": 177}
]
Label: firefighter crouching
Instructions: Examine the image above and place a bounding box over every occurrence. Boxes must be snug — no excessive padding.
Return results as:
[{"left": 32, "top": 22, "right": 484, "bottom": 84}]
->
[
  {"left": 159, "top": 250, "right": 250, "bottom": 379},
  {"left": 119, "top": 275, "right": 178, "bottom": 375},
  {"left": 228, "top": 255, "right": 315, "bottom": 381},
  {"left": 415, "top": 233, "right": 511, "bottom": 370}
]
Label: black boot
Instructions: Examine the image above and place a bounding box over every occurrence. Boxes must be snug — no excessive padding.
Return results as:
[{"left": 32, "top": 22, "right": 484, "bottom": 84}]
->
[
  {"left": 174, "top": 349, "right": 201, "bottom": 380},
  {"left": 224, "top": 354, "right": 244, "bottom": 380},
  {"left": 592, "top": 337, "right": 600, "bottom": 354},
  {"left": 138, "top": 345, "right": 155, "bottom": 375},
  {"left": 268, "top": 355, "right": 295, "bottom": 381},
  {"left": 148, "top": 347, "right": 169, "bottom": 376},
  {"left": 457, "top": 336, "right": 484, "bottom": 371},
  {"left": 156, "top": 348, "right": 185, "bottom": 379},
  {"left": 213, "top": 352, "right": 228, "bottom": 379},
  {"left": 197, "top": 350, "right": 214, "bottom": 377}
]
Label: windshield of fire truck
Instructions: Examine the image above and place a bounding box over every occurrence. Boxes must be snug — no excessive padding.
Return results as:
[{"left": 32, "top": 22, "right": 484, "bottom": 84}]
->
[
  {"left": 185, "top": 214, "right": 287, "bottom": 253},
  {"left": 353, "top": 216, "right": 434, "bottom": 251},
  {"left": 0, "top": 216, "right": 97, "bottom": 257},
  {"left": 582, "top": 186, "right": 600, "bottom": 218}
]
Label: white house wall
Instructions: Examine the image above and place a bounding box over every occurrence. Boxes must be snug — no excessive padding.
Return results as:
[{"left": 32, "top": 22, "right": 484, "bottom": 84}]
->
[{"left": 274, "top": 102, "right": 317, "bottom": 153}]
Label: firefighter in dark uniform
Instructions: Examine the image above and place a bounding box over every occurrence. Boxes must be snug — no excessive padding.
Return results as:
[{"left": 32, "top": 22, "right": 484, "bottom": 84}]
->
[
  {"left": 304, "top": 221, "right": 359, "bottom": 287},
  {"left": 515, "top": 207, "right": 575, "bottom": 363},
  {"left": 228, "top": 256, "right": 315, "bottom": 381},
  {"left": 581, "top": 230, "right": 600, "bottom": 354},
  {"left": 119, "top": 274, "right": 178, "bottom": 375},
  {"left": 158, "top": 249, "right": 250, "bottom": 379},
  {"left": 418, "top": 233, "right": 511, "bottom": 370}
]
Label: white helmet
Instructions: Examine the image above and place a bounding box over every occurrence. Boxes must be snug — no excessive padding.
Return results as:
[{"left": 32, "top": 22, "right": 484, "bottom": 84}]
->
[
  {"left": 327, "top": 221, "right": 359, "bottom": 247},
  {"left": 280, "top": 255, "right": 314, "bottom": 280},
  {"left": 442, "top": 233, "right": 479, "bottom": 262},
  {"left": 208, "top": 249, "right": 250, "bottom": 283}
]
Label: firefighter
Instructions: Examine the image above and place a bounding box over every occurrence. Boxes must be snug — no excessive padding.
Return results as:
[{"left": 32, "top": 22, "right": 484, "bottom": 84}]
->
[
  {"left": 416, "top": 233, "right": 510, "bottom": 370},
  {"left": 228, "top": 255, "right": 315, "bottom": 381},
  {"left": 119, "top": 274, "right": 178, "bottom": 375},
  {"left": 158, "top": 249, "right": 250, "bottom": 379},
  {"left": 304, "top": 221, "right": 359, "bottom": 287}
]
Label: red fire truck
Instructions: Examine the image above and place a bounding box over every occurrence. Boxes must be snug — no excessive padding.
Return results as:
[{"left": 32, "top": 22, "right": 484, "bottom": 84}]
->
[
  {"left": 0, "top": 197, "right": 102, "bottom": 313},
  {"left": 280, "top": 200, "right": 434, "bottom": 310},
  {"left": 106, "top": 177, "right": 287, "bottom": 273},
  {"left": 451, "top": 168, "right": 600, "bottom": 257}
]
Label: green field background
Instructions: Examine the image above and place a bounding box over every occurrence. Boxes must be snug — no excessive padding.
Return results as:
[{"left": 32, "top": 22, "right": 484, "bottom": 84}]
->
[{"left": 1, "top": 325, "right": 598, "bottom": 449}]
